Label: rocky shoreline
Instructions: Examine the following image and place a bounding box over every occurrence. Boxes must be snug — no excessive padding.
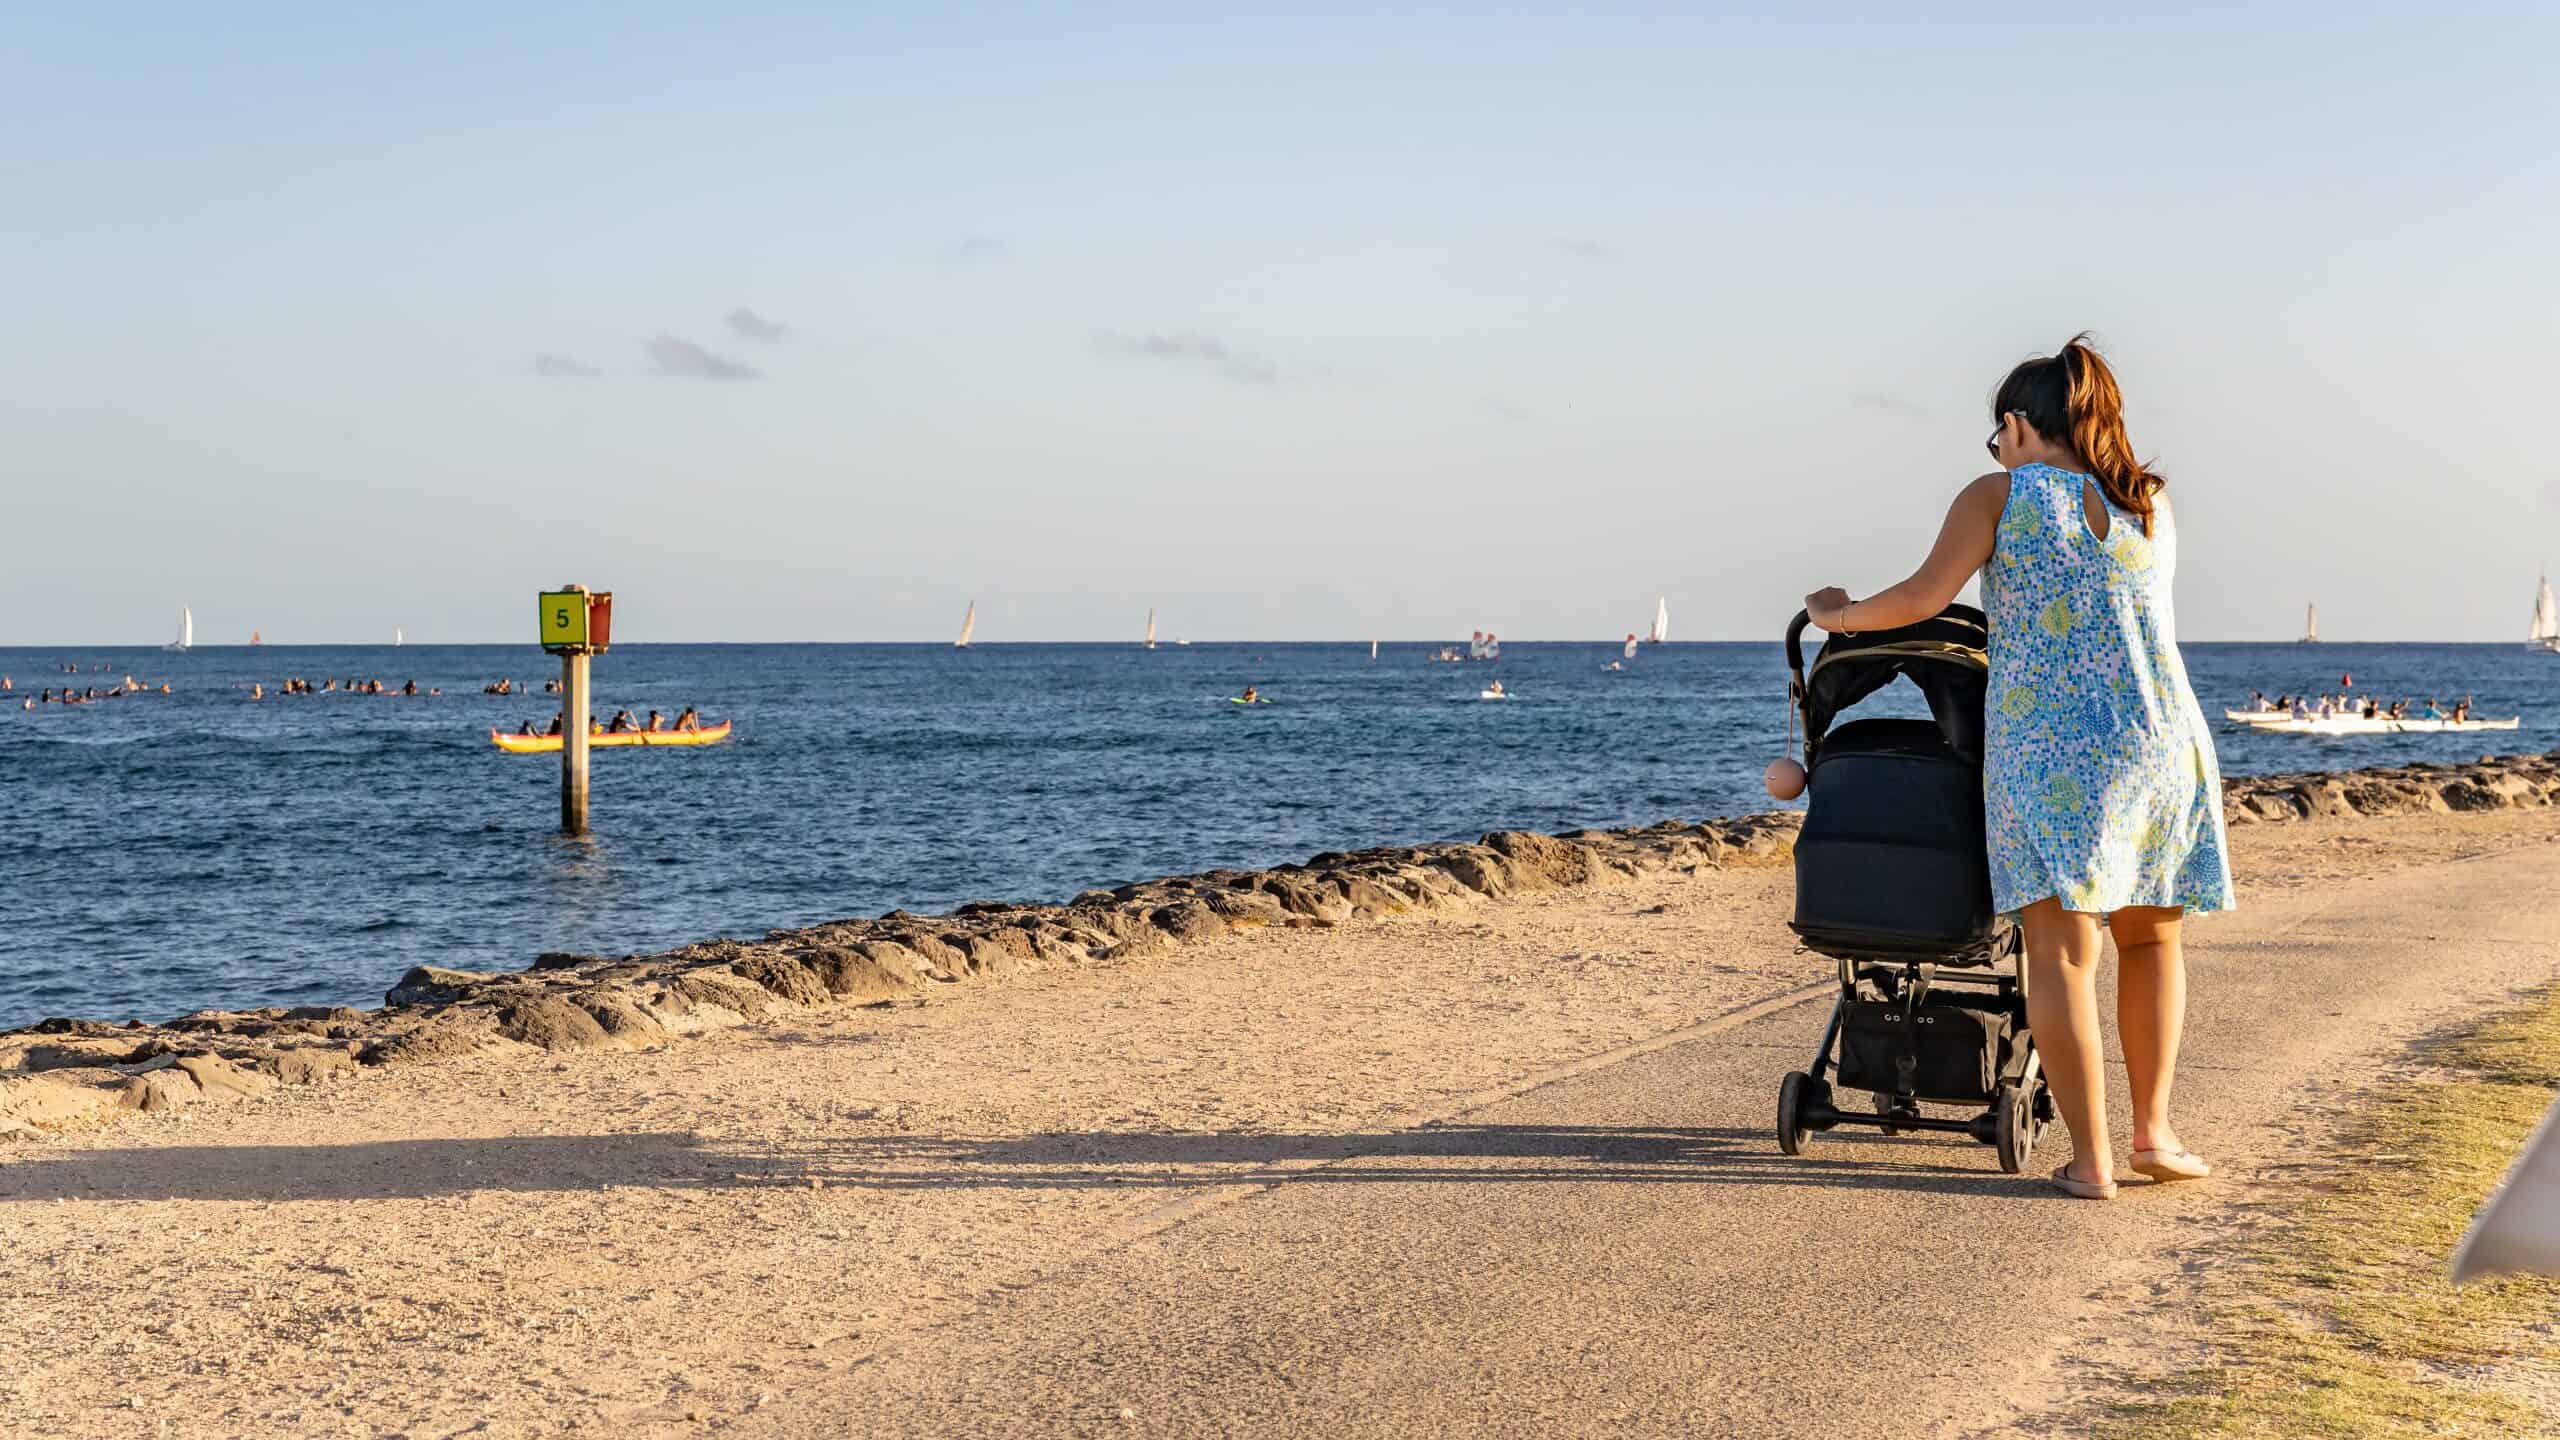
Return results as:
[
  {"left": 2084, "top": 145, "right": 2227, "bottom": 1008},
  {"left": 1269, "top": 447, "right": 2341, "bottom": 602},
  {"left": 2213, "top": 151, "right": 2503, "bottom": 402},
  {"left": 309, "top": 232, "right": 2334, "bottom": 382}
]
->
[{"left": 6, "top": 748, "right": 2556, "bottom": 1141}]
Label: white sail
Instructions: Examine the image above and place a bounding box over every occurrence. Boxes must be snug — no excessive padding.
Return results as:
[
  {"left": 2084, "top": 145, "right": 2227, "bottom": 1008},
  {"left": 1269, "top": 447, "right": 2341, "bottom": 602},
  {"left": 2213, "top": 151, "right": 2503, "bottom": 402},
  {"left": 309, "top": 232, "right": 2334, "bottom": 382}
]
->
[
  {"left": 2302, "top": 603, "right": 2319, "bottom": 644},
  {"left": 1483, "top": 632, "right": 1500, "bottom": 661},
  {"left": 1369, "top": 639, "right": 1378, "bottom": 661},
  {"left": 1650, "top": 596, "right": 1669, "bottom": 645},
  {"left": 2529, "top": 575, "right": 2557, "bottom": 647},
  {"left": 1468, "top": 630, "right": 1485, "bottom": 660},
  {"left": 166, "top": 605, "right": 192, "bottom": 653},
  {"left": 955, "top": 600, "right": 977, "bottom": 648},
  {"left": 1144, "top": 608, "right": 1157, "bottom": 650},
  {"left": 394, "top": 626, "right": 404, "bottom": 647},
  {"left": 1623, "top": 633, "right": 1639, "bottom": 659}
]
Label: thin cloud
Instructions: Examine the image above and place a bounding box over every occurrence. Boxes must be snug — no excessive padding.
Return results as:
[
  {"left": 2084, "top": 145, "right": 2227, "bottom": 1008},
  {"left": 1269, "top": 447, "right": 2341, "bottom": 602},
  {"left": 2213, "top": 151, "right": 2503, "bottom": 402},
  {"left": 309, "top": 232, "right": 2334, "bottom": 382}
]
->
[
  {"left": 1094, "top": 330, "right": 1280, "bottom": 386},
  {"left": 1849, "top": 390, "right": 1928, "bottom": 421},
  {"left": 946, "top": 235, "right": 1006, "bottom": 262},
  {"left": 1559, "top": 238, "right": 1611, "bottom": 260},
  {"left": 644, "top": 334, "right": 763, "bottom": 381},
  {"left": 724, "top": 307, "right": 791, "bottom": 342},
  {"left": 1487, "top": 397, "right": 1529, "bottom": 422},
  {"left": 533, "top": 353, "right": 601, "bottom": 379}
]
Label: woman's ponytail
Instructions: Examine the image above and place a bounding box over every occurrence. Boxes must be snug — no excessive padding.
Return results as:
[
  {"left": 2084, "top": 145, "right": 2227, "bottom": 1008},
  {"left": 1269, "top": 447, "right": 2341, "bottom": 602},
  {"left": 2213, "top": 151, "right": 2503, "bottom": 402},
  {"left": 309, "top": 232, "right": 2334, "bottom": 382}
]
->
[{"left": 1993, "top": 333, "right": 2166, "bottom": 536}]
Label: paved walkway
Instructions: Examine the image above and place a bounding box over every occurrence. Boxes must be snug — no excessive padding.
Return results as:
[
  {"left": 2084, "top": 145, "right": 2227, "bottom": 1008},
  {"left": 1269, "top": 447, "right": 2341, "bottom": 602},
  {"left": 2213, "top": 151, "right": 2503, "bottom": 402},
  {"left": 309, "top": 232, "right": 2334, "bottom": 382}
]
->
[{"left": 791, "top": 846, "right": 2558, "bottom": 1438}]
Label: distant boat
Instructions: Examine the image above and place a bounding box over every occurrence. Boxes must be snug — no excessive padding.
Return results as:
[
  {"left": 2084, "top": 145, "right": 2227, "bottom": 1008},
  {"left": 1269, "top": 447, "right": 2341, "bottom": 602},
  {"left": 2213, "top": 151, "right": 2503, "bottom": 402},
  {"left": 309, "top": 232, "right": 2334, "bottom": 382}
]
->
[
  {"left": 2300, "top": 602, "right": 2319, "bottom": 644},
  {"left": 1144, "top": 608, "right": 1157, "bottom": 650},
  {"left": 393, "top": 626, "right": 404, "bottom": 648},
  {"left": 1650, "top": 596, "right": 1669, "bottom": 645},
  {"left": 2530, "top": 574, "right": 2558, "bottom": 654},
  {"left": 250, "top": 629, "right": 262, "bottom": 647},
  {"left": 1622, "top": 633, "right": 1638, "bottom": 660},
  {"left": 1369, "top": 639, "right": 1378, "bottom": 661},
  {"left": 955, "top": 600, "right": 976, "bottom": 649},
  {"left": 164, "top": 605, "right": 193, "bottom": 654}
]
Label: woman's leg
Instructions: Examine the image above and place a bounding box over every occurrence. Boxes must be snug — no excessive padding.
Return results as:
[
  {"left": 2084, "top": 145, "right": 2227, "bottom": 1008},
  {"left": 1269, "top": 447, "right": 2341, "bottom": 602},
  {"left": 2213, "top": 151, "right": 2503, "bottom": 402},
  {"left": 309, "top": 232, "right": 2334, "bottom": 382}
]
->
[
  {"left": 2108, "top": 905, "right": 2189, "bottom": 1155},
  {"left": 2021, "top": 898, "right": 2111, "bottom": 1183}
]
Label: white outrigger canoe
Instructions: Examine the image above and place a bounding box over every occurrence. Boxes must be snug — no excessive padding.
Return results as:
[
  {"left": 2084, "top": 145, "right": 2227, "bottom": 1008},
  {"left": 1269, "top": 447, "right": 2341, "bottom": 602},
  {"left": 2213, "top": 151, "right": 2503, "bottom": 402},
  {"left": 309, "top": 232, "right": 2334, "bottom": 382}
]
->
[{"left": 2236, "top": 714, "right": 2520, "bottom": 736}]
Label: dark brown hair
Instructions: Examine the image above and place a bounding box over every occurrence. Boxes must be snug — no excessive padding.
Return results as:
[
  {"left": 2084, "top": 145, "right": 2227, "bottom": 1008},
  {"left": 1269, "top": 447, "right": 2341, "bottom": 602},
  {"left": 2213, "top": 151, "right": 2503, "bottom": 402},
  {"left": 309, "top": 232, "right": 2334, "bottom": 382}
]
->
[{"left": 1993, "top": 333, "right": 2164, "bottom": 536}]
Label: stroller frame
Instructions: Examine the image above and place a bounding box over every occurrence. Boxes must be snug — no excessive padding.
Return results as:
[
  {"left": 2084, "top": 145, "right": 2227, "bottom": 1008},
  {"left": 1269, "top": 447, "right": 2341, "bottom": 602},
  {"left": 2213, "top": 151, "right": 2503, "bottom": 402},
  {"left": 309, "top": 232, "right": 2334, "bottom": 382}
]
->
[{"left": 1771, "top": 606, "right": 2055, "bottom": 1174}]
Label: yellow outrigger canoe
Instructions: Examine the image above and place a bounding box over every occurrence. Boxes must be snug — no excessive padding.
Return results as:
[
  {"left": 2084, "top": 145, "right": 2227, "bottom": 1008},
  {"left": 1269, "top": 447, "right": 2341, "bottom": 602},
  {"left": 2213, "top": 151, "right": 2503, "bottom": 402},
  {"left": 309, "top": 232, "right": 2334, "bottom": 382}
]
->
[{"left": 488, "top": 721, "right": 731, "bottom": 754}]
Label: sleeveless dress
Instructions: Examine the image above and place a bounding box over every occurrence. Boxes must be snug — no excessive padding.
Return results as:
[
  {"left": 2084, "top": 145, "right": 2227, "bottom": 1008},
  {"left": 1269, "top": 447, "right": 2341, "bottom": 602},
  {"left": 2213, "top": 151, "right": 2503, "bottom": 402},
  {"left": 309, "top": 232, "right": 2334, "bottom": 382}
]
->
[{"left": 1981, "top": 463, "right": 2234, "bottom": 916}]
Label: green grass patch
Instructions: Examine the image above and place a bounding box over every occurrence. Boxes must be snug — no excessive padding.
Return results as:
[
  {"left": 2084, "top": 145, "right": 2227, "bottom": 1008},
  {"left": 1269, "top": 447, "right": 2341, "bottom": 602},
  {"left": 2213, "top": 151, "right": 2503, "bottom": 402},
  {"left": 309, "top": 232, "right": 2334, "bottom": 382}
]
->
[{"left": 2099, "top": 986, "right": 2560, "bottom": 1439}]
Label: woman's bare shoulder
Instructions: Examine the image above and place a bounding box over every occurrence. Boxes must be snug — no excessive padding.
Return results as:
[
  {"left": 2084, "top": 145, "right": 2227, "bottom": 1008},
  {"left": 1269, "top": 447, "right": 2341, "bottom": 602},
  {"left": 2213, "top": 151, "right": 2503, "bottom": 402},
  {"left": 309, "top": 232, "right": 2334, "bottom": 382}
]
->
[{"left": 1959, "top": 471, "right": 2012, "bottom": 515}]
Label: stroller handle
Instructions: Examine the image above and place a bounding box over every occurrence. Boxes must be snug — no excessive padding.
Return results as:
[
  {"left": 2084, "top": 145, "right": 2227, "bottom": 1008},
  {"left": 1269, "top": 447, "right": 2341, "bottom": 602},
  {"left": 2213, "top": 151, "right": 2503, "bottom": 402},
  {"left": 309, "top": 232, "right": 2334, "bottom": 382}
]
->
[{"left": 1784, "top": 609, "right": 1814, "bottom": 684}]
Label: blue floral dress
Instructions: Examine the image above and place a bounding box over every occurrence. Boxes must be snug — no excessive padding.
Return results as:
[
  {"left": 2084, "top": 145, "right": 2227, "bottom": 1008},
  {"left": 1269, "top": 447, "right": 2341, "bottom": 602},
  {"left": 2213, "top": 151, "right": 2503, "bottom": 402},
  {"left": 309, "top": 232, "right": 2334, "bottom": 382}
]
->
[{"left": 1982, "top": 463, "right": 2233, "bottom": 915}]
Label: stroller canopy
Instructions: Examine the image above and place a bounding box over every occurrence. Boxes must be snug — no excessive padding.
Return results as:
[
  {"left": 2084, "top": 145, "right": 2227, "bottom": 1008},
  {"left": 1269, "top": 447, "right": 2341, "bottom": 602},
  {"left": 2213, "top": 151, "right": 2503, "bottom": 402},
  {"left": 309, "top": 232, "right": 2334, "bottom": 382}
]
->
[{"left": 1787, "top": 604, "right": 1988, "bottom": 766}]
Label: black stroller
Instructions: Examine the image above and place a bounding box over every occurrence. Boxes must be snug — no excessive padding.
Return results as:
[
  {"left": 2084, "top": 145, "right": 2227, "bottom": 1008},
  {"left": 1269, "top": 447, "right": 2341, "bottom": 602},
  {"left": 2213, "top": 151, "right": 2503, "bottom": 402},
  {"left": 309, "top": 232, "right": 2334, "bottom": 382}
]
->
[{"left": 1773, "top": 603, "right": 2053, "bottom": 1173}]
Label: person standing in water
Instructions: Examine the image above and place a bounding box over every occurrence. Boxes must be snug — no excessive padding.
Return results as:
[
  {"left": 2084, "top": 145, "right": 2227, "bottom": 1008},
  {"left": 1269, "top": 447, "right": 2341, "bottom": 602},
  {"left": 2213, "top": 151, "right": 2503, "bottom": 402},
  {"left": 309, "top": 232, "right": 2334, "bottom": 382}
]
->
[{"left": 1805, "top": 334, "right": 2231, "bottom": 1201}]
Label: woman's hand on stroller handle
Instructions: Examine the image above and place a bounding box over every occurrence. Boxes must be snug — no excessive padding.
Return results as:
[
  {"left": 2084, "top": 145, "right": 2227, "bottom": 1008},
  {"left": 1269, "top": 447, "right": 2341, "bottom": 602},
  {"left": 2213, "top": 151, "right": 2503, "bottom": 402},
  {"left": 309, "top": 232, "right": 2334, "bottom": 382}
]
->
[{"left": 1804, "top": 588, "right": 1855, "bottom": 631}]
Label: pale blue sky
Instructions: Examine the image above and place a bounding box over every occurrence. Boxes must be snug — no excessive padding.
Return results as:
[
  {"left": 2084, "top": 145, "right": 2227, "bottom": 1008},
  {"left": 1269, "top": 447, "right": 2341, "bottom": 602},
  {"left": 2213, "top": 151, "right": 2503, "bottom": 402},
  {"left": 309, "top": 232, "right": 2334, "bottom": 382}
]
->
[{"left": 6, "top": 4, "right": 2554, "bottom": 644}]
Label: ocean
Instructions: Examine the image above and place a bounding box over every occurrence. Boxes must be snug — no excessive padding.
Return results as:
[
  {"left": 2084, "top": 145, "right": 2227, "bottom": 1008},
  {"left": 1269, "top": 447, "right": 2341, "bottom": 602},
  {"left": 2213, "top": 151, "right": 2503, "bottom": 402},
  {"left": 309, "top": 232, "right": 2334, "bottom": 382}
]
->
[{"left": 4, "top": 639, "right": 2551, "bottom": 1029}]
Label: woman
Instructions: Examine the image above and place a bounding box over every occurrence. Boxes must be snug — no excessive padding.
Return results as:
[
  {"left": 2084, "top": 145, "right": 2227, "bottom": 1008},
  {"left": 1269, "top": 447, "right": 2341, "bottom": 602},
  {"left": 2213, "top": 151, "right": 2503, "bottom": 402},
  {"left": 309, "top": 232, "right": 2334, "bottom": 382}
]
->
[{"left": 1804, "top": 334, "right": 2232, "bottom": 1200}]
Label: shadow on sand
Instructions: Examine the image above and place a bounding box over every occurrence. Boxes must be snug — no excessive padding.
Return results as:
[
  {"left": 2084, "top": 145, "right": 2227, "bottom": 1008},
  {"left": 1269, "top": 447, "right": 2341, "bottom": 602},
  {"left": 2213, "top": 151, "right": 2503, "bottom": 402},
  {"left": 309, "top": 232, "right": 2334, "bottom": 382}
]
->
[{"left": 0, "top": 1122, "right": 2037, "bottom": 1204}]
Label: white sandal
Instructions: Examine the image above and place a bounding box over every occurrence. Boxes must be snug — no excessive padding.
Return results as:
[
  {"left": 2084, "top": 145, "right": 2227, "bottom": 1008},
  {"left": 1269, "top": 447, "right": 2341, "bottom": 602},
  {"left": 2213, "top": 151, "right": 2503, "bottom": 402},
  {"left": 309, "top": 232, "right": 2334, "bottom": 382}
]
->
[
  {"left": 2051, "top": 1162, "right": 2119, "bottom": 1200},
  {"left": 2130, "top": 1147, "right": 2212, "bottom": 1182}
]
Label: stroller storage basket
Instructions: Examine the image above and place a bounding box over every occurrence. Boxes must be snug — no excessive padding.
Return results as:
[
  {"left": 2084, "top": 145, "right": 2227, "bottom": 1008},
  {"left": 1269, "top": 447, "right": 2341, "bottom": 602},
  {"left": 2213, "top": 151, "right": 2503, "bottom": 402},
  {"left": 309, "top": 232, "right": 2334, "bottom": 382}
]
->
[{"left": 1836, "top": 997, "right": 2014, "bottom": 1105}]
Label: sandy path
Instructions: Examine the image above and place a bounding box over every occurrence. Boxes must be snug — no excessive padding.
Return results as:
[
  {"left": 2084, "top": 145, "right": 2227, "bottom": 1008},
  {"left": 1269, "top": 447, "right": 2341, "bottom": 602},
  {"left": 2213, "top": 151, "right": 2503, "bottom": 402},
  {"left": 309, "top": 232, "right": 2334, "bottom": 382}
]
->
[{"left": 4, "top": 809, "right": 2556, "bottom": 1438}]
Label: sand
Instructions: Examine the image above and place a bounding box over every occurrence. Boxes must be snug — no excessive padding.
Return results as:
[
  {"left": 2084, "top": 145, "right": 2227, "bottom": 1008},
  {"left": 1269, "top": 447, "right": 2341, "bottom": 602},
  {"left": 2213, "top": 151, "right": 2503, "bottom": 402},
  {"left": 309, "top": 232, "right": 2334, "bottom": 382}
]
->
[{"left": 4, "top": 805, "right": 2557, "bottom": 1437}]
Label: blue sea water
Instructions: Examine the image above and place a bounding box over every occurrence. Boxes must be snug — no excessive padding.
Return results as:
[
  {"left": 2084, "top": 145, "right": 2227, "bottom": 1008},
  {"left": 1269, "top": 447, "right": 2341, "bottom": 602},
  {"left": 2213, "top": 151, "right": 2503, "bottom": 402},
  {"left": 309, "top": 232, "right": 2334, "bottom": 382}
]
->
[{"left": 3, "top": 640, "right": 2552, "bottom": 1029}]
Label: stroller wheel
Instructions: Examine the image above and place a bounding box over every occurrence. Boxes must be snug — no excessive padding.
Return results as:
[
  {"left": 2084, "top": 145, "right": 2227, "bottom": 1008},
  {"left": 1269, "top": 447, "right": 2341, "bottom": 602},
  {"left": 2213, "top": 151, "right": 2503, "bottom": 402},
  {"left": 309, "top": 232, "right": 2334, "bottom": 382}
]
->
[
  {"left": 1993, "top": 1081, "right": 2038, "bottom": 1174},
  {"left": 1778, "top": 1071, "right": 1812, "bottom": 1156}
]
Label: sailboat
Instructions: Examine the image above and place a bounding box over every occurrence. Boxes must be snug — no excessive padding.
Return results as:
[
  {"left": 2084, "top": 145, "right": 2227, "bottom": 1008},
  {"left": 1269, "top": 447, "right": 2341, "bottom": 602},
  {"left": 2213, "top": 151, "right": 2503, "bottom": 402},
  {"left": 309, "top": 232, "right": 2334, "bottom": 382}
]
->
[
  {"left": 1622, "top": 633, "right": 1639, "bottom": 660},
  {"left": 1649, "top": 595, "right": 1670, "bottom": 645},
  {"left": 393, "top": 626, "right": 404, "bottom": 648},
  {"left": 954, "top": 600, "right": 977, "bottom": 649},
  {"left": 2300, "top": 602, "right": 2319, "bottom": 644},
  {"left": 1144, "top": 608, "right": 1157, "bottom": 650},
  {"left": 164, "top": 605, "right": 193, "bottom": 654},
  {"left": 2530, "top": 574, "right": 2558, "bottom": 654},
  {"left": 250, "top": 630, "right": 262, "bottom": 647},
  {"left": 1369, "top": 640, "right": 1378, "bottom": 661}
]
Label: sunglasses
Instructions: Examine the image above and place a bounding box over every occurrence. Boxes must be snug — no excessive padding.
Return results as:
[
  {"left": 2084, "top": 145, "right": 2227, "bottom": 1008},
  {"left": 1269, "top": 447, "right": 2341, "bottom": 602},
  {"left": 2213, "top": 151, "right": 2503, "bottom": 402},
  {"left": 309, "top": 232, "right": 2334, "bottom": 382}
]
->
[{"left": 1985, "top": 410, "right": 2025, "bottom": 460}]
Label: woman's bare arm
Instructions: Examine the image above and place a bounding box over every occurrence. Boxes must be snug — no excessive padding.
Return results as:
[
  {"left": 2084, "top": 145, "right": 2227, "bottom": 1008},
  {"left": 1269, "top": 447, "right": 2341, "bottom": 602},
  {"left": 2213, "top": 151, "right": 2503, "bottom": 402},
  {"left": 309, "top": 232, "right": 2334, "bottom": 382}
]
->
[{"left": 1803, "top": 472, "right": 2009, "bottom": 632}]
